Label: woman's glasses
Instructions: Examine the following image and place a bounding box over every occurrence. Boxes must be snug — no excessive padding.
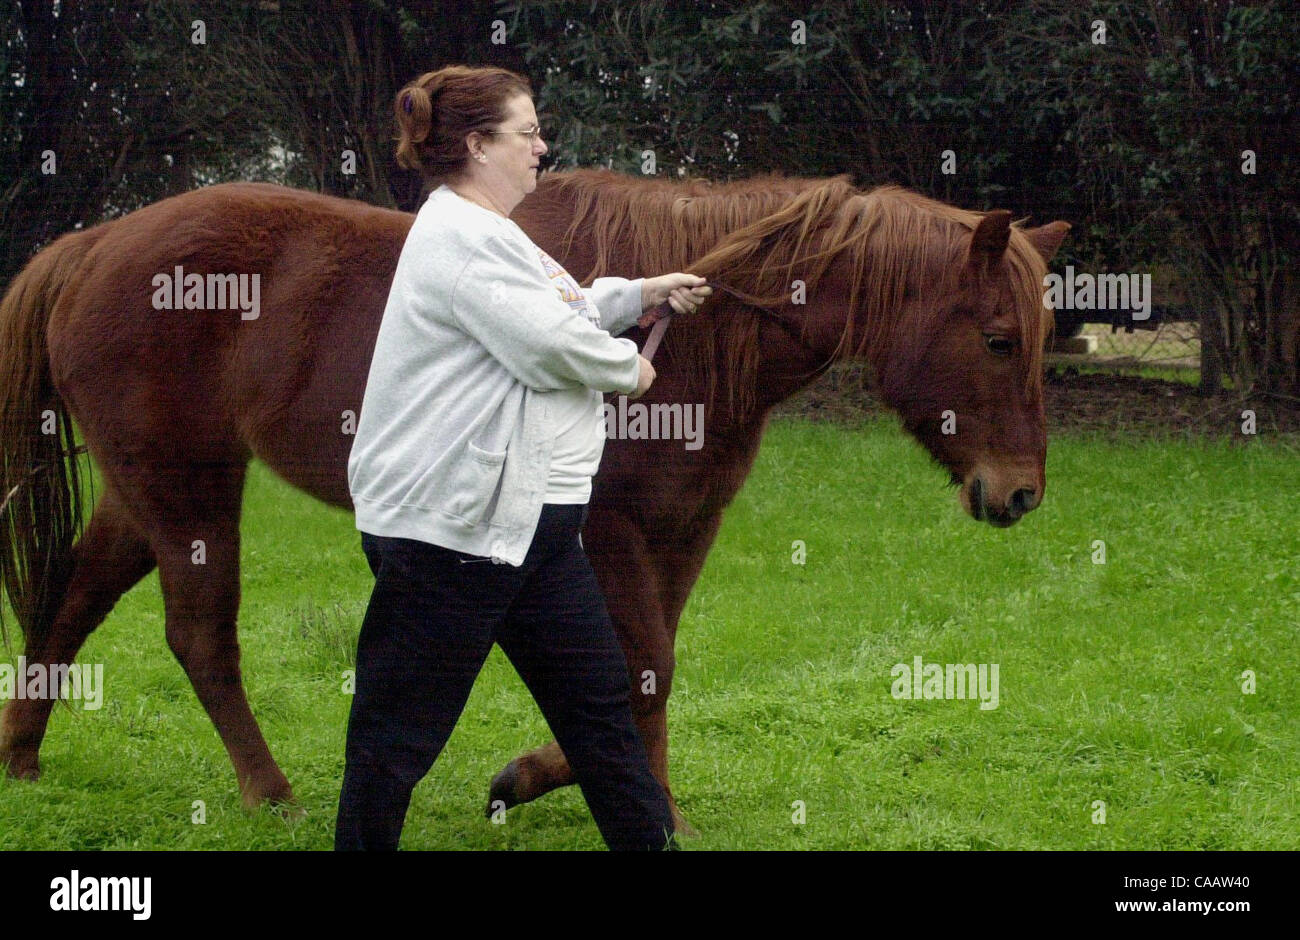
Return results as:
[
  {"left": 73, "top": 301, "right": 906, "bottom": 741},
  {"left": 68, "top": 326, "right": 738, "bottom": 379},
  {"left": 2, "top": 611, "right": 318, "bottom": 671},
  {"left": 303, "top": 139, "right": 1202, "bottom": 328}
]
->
[{"left": 485, "top": 124, "right": 544, "bottom": 142}]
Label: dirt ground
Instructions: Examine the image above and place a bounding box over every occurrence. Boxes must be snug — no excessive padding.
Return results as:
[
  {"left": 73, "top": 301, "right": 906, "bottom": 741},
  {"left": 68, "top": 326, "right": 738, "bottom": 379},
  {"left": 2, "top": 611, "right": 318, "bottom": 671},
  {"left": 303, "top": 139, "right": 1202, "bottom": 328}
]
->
[{"left": 774, "top": 364, "right": 1300, "bottom": 439}]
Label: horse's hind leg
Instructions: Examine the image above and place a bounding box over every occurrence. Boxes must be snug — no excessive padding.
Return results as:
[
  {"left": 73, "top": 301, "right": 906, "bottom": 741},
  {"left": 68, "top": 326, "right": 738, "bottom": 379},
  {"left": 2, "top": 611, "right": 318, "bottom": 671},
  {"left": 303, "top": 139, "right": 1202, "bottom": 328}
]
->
[
  {"left": 137, "top": 461, "right": 294, "bottom": 808},
  {"left": 1, "top": 486, "right": 155, "bottom": 779}
]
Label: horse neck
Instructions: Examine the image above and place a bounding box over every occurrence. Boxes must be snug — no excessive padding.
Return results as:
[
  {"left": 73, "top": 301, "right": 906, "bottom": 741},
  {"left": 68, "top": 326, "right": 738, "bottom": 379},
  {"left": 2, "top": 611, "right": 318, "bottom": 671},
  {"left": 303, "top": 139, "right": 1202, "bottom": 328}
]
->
[
  {"left": 699, "top": 244, "right": 868, "bottom": 432},
  {"left": 531, "top": 171, "right": 875, "bottom": 423},
  {"left": 750, "top": 314, "right": 838, "bottom": 412}
]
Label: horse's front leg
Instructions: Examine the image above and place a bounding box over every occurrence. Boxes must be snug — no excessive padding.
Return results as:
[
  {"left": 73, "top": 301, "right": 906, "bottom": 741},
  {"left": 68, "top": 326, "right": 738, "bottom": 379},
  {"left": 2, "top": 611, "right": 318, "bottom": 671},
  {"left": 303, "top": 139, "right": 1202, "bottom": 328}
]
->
[{"left": 486, "top": 706, "right": 693, "bottom": 836}]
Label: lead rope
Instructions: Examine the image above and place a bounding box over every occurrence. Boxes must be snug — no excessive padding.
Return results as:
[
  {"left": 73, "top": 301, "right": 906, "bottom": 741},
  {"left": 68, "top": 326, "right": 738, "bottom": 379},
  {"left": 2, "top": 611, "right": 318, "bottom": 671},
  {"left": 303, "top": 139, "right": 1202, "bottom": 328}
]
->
[
  {"left": 637, "top": 282, "right": 757, "bottom": 363},
  {"left": 640, "top": 308, "right": 673, "bottom": 362}
]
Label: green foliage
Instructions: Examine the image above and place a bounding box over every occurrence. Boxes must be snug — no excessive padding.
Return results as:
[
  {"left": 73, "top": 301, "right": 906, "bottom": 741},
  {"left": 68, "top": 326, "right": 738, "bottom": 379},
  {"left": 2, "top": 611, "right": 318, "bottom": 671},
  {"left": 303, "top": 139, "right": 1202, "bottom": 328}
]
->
[
  {"left": 506, "top": 0, "right": 1298, "bottom": 393},
  {"left": 2, "top": 0, "right": 1295, "bottom": 388}
]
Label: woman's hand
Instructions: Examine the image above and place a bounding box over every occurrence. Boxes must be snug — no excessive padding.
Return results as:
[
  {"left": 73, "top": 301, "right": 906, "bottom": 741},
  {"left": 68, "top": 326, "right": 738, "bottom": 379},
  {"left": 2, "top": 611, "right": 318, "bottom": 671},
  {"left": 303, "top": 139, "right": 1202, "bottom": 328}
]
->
[
  {"left": 629, "top": 354, "right": 656, "bottom": 400},
  {"left": 640, "top": 273, "right": 712, "bottom": 319}
]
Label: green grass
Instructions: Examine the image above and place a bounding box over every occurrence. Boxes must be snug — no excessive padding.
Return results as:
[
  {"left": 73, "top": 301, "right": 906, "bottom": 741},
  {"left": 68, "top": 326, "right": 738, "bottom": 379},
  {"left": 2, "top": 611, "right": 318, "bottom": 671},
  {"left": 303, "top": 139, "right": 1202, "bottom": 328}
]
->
[
  {"left": 2, "top": 417, "right": 1297, "bottom": 849},
  {"left": 1069, "top": 363, "right": 1205, "bottom": 385}
]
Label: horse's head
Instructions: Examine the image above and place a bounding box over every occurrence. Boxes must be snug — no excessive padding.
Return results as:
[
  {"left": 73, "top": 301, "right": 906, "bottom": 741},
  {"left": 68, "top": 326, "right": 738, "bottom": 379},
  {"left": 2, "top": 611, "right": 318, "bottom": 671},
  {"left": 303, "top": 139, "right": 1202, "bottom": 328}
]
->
[
  {"left": 872, "top": 206, "right": 1069, "bottom": 527},
  {"left": 524, "top": 172, "right": 1068, "bottom": 530}
]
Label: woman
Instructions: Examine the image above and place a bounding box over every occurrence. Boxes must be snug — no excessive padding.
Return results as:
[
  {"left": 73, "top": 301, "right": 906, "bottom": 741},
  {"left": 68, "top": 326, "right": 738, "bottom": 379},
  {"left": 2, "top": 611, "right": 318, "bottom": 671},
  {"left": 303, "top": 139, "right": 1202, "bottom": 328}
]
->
[{"left": 336, "top": 64, "right": 710, "bottom": 851}]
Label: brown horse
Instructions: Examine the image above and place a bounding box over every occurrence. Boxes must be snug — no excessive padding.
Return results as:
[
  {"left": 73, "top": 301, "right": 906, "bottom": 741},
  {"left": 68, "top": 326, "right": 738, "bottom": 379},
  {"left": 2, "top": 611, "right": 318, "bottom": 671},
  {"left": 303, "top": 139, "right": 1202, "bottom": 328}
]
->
[{"left": 0, "top": 169, "right": 1067, "bottom": 837}]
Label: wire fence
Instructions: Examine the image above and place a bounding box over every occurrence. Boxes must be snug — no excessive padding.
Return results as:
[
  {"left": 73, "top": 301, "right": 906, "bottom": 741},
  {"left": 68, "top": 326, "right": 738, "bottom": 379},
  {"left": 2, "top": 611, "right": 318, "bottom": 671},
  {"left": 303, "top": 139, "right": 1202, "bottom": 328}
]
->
[
  {"left": 1050, "top": 313, "right": 1201, "bottom": 378},
  {"left": 1077, "top": 321, "right": 1200, "bottom": 369}
]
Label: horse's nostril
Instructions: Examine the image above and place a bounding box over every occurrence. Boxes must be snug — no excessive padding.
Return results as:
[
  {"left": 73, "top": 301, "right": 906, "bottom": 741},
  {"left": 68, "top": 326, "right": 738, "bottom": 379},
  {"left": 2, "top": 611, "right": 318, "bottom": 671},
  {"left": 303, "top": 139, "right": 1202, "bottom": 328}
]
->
[
  {"left": 970, "top": 477, "right": 986, "bottom": 521},
  {"left": 1009, "top": 487, "right": 1037, "bottom": 515}
]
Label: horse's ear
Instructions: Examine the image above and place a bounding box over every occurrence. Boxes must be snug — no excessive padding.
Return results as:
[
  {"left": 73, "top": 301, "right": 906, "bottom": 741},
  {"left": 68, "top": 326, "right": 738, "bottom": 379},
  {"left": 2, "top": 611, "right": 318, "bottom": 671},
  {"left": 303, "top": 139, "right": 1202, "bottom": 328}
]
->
[
  {"left": 1024, "top": 220, "right": 1071, "bottom": 263},
  {"left": 966, "top": 210, "right": 1012, "bottom": 274}
]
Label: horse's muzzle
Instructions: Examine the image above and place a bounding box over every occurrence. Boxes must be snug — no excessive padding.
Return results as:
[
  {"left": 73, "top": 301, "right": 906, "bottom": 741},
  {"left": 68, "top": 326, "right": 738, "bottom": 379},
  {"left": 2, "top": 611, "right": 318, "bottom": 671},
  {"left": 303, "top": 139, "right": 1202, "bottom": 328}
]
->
[{"left": 963, "top": 475, "right": 1041, "bottom": 527}]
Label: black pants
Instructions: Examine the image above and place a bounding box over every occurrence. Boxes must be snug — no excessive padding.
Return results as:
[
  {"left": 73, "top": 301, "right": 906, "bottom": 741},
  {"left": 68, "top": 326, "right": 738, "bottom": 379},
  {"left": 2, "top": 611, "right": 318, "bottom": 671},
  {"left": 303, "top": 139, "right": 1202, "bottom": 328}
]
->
[{"left": 335, "top": 503, "right": 676, "bottom": 850}]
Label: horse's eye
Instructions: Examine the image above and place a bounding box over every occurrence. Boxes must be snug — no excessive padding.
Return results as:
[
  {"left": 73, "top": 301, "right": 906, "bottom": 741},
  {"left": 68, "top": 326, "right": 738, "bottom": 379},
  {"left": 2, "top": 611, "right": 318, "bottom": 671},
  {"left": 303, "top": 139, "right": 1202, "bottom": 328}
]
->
[{"left": 984, "top": 334, "right": 1016, "bottom": 356}]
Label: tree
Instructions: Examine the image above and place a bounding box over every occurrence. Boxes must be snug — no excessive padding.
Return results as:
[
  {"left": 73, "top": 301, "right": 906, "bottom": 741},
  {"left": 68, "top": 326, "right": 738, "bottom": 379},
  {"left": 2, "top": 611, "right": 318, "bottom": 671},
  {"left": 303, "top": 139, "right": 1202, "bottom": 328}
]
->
[
  {"left": 5, "top": 0, "right": 1294, "bottom": 395},
  {"left": 0, "top": 1, "right": 251, "bottom": 284}
]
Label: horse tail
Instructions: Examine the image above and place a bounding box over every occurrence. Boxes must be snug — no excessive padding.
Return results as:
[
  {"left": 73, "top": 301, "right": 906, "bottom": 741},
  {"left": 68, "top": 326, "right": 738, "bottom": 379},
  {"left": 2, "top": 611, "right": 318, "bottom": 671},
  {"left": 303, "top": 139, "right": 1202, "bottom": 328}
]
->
[{"left": 0, "top": 229, "right": 98, "bottom": 653}]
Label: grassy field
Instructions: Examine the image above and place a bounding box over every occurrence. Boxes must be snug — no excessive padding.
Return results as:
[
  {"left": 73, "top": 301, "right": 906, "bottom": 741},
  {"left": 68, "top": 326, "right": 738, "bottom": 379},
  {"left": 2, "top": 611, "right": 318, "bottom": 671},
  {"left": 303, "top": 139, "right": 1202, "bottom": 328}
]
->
[{"left": 1, "top": 416, "right": 1297, "bottom": 849}]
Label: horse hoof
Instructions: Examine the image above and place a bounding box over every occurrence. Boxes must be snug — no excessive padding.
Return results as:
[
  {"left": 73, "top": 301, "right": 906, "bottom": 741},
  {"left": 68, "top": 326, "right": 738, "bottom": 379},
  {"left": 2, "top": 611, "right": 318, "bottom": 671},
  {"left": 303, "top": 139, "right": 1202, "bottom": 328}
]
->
[
  {"left": 3, "top": 760, "right": 41, "bottom": 782},
  {"left": 268, "top": 800, "right": 308, "bottom": 824},
  {"left": 242, "top": 791, "right": 304, "bottom": 823},
  {"left": 239, "top": 777, "right": 296, "bottom": 812},
  {"left": 0, "top": 745, "right": 41, "bottom": 782},
  {"left": 672, "top": 808, "right": 699, "bottom": 839},
  {"left": 486, "top": 760, "right": 520, "bottom": 817}
]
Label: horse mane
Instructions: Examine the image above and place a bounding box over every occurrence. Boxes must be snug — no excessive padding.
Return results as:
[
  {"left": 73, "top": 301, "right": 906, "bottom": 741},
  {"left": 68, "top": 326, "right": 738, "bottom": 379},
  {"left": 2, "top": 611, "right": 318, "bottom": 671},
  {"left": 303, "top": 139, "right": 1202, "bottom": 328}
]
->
[{"left": 543, "top": 169, "right": 1049, "bottom": 421}]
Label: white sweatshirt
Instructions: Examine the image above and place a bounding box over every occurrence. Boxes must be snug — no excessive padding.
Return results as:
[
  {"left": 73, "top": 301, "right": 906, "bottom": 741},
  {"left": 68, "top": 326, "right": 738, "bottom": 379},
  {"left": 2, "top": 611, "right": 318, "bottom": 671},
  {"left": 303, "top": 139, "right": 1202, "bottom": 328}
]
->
[{"left": 347, "top": 183, "right": 645, "bottom": 565}]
